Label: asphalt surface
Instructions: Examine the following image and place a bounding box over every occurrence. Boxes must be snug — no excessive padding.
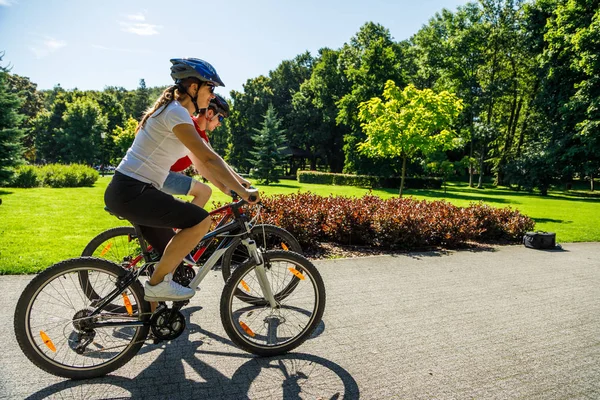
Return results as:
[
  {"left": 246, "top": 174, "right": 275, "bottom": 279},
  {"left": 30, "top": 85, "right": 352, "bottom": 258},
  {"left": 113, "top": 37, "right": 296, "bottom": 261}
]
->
[{"left": 1, "top": 243, "right": 599, "bottom": 400}]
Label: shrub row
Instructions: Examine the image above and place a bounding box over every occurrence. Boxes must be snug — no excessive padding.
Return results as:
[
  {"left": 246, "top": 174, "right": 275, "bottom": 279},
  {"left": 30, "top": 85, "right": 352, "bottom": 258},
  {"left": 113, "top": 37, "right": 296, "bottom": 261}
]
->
[
  {"left": 9, "top": 164, "right": 99, "bottom": 188},
  {"left": 253, "top": 192, "right": 534, "bottom": 250},
  {"left": 297, "top": 171, "right": 442, "bottom": 189}
]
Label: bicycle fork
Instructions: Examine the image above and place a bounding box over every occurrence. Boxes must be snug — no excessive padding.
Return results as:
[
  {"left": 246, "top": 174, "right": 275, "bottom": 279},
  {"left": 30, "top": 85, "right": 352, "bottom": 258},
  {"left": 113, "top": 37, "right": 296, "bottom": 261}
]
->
[{"left": 242, "top": 238, "right": 278, "bottom": 309}]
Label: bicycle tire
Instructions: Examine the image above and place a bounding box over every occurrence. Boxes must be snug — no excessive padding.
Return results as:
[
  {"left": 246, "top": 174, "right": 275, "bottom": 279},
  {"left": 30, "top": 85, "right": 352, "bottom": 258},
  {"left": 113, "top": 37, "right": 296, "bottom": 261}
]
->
[
  {"left": 220, "top": 250, "right": 325, "bottom": 357},
  {"left": 80, "top": 226, "right": 158, "bottom": 301},
  {"left": 221, "top": 225, "right": 302, "bottom": 302},
  {"left": 81, "top": 226, "right": 141, "bottom": 264},
  {"left": 14, "top": 257, "right": 150, "bottom": 380}
]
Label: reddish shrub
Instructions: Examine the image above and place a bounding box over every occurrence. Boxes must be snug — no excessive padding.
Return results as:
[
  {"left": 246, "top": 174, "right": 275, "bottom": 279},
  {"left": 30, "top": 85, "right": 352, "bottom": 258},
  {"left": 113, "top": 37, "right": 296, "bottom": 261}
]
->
[{"left": 219, "top": 192, "right": 535, "bottom": 251}]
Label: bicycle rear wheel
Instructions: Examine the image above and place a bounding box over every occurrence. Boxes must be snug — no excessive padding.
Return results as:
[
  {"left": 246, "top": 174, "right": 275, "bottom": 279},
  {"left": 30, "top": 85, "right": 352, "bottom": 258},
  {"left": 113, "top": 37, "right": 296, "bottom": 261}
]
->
[
  {"left": 14, "top": 258, "right": 150, "bottom": 379},
  {"left": 220, "top": 250, "right": 325, "bottom": 356}
]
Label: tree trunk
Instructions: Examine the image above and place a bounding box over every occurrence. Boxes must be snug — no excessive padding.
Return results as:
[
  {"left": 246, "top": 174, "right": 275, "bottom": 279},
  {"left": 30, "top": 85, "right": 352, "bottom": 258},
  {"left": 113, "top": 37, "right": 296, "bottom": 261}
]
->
[
  {"left": 469, "top": 125, "right": 474, "bottom": 188},
  {"left": 477, "top": 143, "right": 486, "bottom": 189},
  {"left": 517, "top": 78, "right": 540, "bottom": 157},
  {"left": 399, "top": 156, "right": 407, "bottom": 198},
  {"left": 591, "top": 173, "right": 595, "bottom": 192}
]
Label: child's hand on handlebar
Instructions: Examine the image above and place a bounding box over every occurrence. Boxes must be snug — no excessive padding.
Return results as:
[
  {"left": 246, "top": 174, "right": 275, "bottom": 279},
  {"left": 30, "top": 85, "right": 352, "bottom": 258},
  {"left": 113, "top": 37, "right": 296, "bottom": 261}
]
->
[{"left": 243, "top": 187, "right": 260, "bottom": 204}]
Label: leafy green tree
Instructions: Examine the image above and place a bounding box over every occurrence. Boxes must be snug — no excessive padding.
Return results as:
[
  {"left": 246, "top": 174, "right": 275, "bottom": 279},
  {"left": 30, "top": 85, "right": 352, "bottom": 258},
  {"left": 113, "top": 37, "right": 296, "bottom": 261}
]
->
[
  {"left": 0, "top": 68, "right": 25, "bottom": 185},
  {"left": 96, "top": 92, "right": 126, "bottom": 165},
  {"left": 112, "top": 117, "right": 138, "bottom": 162},
  {"left": 248, "top": 104, "right": 288, "bottom": 184},
  {"left": 527, "top": 0, "right": 600, "bottom": 190},
  {"left": 295, "top": 48, "right": 351, "bottom": 173},
  {"left": 5, "top": 73, "right": 44, "bottom": 162},
  {"left": 55, "top": 97, "right": 108, "bottom": 164},
  {"left": 337, "top": 22, "right": 414, "bottom": 175},
  {"left": 228, "top": 76, "right": 273, "bottom": 173},
  {"left": 132, "top": 79, "right": 151, "bottom": 121},
  {"left": 358, "top": 81, "right": 463, "bottom": 196}
]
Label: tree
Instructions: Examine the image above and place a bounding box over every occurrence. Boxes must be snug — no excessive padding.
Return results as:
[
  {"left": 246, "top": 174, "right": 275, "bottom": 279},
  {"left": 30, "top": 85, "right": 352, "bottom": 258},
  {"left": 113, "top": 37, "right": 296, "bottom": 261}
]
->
[
  {"left": 295, "top": 48, "right": 351, "bottom": 173},
  {"left": 0, "top": 68, "right": 25, "bottom": 185},
  {"left": 112, "top": 117, "right": 138, "bottom": 163},
  {"left": 55, "top": 97, "right": 108, "bottom": 164},
  {"left": 5, "top": 73, "right": 44, "bottom": 162},
  {"left": 228, "top": 76, "right": 273, "bottom": 173},
  {"left": 132, "top": 79, "right": 151, "bottom": 121},
  {"left": 337, "top": 22, "right": 413, "bottom": 175},
  {"left": 248, "top": 104, "right": 288, "bottom": 184},
  {"left": 358, "top": 81, "right": 464, "bottom": 196}
]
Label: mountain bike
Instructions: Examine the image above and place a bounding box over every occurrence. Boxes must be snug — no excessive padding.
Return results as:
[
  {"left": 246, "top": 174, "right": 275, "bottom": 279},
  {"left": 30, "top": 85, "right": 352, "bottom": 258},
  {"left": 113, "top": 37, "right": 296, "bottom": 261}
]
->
[
  {"left": 81, "top": 201, "right": 302, "bottom": 288},
  {"left": 13, "top": 194, "right": 326, "bottom": 380}
]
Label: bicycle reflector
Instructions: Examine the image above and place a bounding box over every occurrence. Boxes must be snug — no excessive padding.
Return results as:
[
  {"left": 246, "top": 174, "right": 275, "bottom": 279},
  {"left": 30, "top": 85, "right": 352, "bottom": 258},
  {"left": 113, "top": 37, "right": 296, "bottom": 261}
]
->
[
  {"left": 289, "top": 268, "right": 305, "bottom": 280},
  {"left": 122, "top": 293, "right": 133, "bottom": 316},
  {"left": 100, "top": 243, "right": 113, "bottom": 257},
  {"left": 240, "top": 280, "right": 250, "bottom": 292},
  {"left": 281, "top": 243, "right": 289, "bottom": 251},
  {"left": 239, "top": 321, "right": 255, "bottom": 337},
  {"left": 40, "top": 331, "right": 56, "bottom": 352}
]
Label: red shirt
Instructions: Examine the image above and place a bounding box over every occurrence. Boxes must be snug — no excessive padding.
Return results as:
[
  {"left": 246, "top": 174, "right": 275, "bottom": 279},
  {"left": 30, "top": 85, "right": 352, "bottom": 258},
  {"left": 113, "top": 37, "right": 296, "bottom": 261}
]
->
[{"left": 170, "top": 116, "right": 209, "bottom": 172}]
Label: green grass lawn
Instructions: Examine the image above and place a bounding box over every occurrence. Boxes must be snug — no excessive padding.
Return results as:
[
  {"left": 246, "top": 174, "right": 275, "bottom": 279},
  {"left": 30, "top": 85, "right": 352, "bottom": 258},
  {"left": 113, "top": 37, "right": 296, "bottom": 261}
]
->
[{"left": 1, "top": 177, "right": 598, "bottom": 274}]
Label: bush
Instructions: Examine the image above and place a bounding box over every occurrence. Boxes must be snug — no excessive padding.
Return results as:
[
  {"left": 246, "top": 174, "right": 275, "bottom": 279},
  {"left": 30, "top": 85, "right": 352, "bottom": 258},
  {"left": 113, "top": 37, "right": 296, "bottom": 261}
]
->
[
  {"left": 10, "top": 165, "right": 41, "bottom": 188},
  {"left": 254, "top": 192, "right": 535, "bottom": 251},
  {"left": 297, "top": 171, "right": 442, "bottom": 189},
  {"left": 8, "top": 164, "right": 98, "bottom": 188}
]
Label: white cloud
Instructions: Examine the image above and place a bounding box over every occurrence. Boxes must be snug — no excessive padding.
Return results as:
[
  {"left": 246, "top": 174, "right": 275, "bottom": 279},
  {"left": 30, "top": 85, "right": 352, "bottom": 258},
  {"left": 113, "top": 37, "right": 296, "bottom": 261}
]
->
[
  {"left": 0, "top": 0, "right": 13, "bottom": 6},
  {"left": 120, "top": 12, "right": 161, "bottom": 36},
  {"left": 120, "top": 21, "right": 161, "bottom": 36},
  {"left": 92, "top": 44, "right": 152, "bottom": 55},
  {"left": 30, "top": 37, "right": 66, "bottom": 59},
  {"left": 127, "top": 13, "right": 145, "bottom": 21}
]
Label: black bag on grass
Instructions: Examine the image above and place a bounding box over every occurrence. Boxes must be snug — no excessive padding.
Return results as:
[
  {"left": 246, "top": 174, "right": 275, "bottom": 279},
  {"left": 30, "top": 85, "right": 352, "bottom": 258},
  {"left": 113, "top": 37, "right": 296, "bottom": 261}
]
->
[{"left": 523, "top": 231, "right": 556, "bottom": 249}]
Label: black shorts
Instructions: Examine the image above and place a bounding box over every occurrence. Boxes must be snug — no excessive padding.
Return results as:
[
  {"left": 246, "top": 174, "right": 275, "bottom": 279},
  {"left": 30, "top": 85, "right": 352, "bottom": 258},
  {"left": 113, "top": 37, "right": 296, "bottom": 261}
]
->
[{"left": 104, "top": 171, "right": 209, "bottom": 253}]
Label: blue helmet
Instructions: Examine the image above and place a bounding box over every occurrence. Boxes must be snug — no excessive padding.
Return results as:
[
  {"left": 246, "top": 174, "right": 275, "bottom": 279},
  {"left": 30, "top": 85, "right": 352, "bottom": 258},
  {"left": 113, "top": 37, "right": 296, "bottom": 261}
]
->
[{"left": 169, "top": 58, "right": 225, "bottom": 87}]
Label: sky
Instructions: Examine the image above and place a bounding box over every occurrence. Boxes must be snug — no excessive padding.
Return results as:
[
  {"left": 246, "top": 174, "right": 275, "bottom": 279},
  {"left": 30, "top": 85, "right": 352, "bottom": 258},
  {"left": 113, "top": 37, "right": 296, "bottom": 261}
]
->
[{"left": 0, "top": 0, "right": 470, "bottom": 97}]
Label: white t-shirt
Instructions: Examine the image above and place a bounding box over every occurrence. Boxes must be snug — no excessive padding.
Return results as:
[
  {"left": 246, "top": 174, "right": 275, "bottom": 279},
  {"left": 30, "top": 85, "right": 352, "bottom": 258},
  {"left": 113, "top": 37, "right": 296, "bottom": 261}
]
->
[{"left": 117, "top": 101, "right": 194, "bottom": 188}]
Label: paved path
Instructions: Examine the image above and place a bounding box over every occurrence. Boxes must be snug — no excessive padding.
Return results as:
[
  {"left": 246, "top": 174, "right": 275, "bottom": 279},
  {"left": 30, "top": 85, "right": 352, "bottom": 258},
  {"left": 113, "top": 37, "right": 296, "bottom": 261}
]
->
[{"left": 1, "top": 243, "right": 599, "bottom": 399}]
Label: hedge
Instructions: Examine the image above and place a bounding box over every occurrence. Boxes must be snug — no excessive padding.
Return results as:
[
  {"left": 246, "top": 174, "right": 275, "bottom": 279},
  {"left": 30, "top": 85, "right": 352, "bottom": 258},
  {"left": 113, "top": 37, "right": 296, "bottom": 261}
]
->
[
  {"left": 297, "top": 171, "right": 442, "bottom": 189},
  {"left": 251, "top": 192, "right": 535, "bottom": 251},
  {"left": 8, "top": 164, "right": 99, "bottom": 188}
]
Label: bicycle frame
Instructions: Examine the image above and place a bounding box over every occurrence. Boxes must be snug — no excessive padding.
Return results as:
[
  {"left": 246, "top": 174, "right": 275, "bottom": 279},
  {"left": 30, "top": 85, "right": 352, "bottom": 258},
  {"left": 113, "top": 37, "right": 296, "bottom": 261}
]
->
[
  {"left": 90, "top": 199, "right": 278, "bottom": 329},
  {"left": 111, "top": 202, "right": 236, "bottom": 269}
]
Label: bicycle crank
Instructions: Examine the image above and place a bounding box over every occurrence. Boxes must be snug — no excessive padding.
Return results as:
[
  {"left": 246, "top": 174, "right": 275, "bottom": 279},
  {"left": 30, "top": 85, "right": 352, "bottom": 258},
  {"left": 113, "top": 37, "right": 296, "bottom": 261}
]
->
[{"left": 150, "top": 307, "right": 186, "bottom": 341}]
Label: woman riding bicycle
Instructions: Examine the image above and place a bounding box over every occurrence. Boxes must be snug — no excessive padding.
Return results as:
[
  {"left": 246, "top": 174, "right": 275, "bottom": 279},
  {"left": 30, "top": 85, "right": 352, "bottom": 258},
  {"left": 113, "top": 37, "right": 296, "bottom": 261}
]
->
[{"left": 105, "top": 58, "right": 259, "bottom": 302}]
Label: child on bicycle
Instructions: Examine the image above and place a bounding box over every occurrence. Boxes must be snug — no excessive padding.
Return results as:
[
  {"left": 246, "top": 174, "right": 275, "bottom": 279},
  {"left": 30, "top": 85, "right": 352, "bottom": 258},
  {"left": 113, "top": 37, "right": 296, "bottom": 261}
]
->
[{"left": 161, "top": 94, "right": 250, "bottom": 208}]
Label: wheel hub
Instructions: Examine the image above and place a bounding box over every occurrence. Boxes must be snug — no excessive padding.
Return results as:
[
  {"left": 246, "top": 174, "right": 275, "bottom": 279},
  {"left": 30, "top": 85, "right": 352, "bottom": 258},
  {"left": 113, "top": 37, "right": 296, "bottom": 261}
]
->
[{"left": 72, "top": 309, "right": 94, "bottom": 331}]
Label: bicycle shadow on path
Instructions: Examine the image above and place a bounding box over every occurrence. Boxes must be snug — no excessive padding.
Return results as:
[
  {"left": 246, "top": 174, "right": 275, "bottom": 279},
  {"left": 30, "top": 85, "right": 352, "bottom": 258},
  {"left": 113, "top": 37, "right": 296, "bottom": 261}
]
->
[{"left": 25, "top": 307, "right": 357, "bottom": 400}]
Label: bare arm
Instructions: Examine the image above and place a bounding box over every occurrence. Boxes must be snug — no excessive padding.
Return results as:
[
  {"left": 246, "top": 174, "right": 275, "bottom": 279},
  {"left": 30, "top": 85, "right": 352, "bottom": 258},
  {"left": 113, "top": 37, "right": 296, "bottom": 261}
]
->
[
  {"left": 173, "top": 123, "right": 257, "bottom": 202},
  {"left": 189, "top": 153, "right": 230, "bottom": 195}
]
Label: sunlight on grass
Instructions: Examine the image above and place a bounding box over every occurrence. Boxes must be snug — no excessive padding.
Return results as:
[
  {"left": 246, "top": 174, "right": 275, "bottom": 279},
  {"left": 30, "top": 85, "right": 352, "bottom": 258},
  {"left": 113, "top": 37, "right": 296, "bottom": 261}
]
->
[{"left": 1, "top": 177, "right": 598, "bottom": 274}]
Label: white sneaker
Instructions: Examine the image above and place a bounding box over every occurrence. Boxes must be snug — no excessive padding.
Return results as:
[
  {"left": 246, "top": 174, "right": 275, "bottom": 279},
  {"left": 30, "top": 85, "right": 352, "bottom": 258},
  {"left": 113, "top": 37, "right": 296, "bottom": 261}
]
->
[{"left": 144, "top": 273, "right": 195, "bottom": 301}]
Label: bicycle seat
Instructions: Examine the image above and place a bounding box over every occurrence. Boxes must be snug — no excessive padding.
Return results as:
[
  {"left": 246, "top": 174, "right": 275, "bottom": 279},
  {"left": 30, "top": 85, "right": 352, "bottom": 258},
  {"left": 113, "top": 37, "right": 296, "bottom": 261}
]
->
[{"left": 104, "top": 206, "right": 127, "bottom": 220}]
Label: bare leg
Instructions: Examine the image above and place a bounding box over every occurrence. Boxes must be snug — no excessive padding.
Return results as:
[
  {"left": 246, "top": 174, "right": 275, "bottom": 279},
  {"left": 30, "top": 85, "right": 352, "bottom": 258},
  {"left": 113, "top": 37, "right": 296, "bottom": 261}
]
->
[
  {"left": 189, "top": 180, "right": 212, "bottom": 208},
  {"left": 149, "top": 217, "right": 212, "bottom": 286}
]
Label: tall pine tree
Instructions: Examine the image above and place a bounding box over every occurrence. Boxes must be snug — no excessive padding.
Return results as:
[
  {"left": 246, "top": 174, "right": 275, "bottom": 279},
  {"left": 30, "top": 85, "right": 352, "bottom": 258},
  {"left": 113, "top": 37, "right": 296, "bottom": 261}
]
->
[
  {"left": 0, "top": 63, "right": 26, "bottom": 186},
  {"left": 248, "top": 104, "right": 288, "bottom": 184}
]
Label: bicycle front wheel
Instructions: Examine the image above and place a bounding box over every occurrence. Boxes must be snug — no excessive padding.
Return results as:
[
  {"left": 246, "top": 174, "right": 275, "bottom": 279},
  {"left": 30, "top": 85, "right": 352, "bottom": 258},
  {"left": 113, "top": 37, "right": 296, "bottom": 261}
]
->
[
  {"left": 220, "top": 250, "right": 325, "bottom": 357},
  {"left": 222, "top": 225, "right": 303, "bottom": 303},
  {"left": 14, "top": 257, "right": 150, "bottom": 379}
]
